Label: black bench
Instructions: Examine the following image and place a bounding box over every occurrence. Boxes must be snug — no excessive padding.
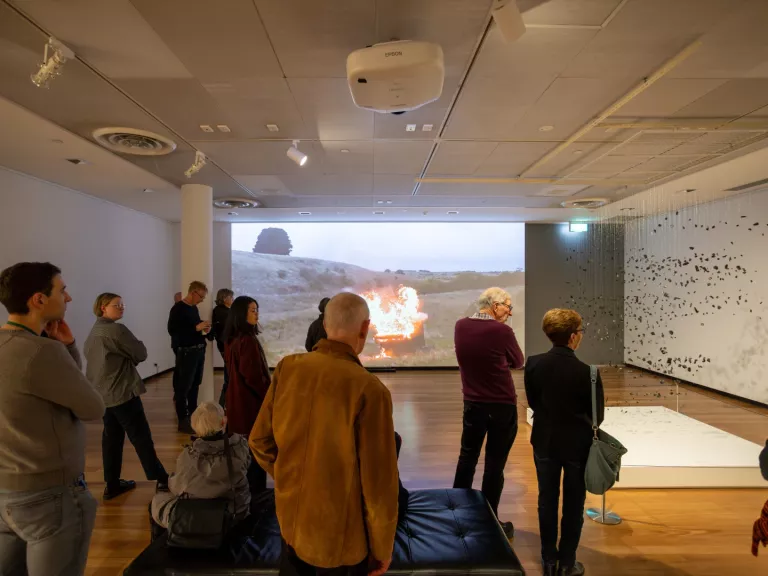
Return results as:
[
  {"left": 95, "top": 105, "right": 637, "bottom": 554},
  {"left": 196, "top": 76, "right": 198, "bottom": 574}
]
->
[{"left": 124, "top": 489, "right": 526, "bottom": 575}]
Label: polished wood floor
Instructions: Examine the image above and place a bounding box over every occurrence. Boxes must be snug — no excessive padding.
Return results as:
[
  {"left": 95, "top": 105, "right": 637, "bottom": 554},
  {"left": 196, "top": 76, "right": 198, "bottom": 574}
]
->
[{"left": 84, "top": 367, "right": 768, "bottom": 576}]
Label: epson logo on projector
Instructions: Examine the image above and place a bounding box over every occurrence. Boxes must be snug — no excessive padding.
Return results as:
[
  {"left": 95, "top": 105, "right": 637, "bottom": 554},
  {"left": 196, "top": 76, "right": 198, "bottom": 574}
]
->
[{"left": 384, "top": 51, "right": 403, "bottom": 57}]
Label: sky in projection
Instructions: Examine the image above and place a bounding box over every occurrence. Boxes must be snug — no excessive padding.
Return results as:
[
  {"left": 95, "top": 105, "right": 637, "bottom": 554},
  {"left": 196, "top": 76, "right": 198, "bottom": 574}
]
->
[{"left": 232, "top": 223, "right": 525, "bottom": 272}]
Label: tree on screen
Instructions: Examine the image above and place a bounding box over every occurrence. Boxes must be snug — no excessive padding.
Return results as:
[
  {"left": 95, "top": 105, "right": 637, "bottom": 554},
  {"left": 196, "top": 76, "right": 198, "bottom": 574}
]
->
[{"left": 253, "top": 228, "right": 293, "bottom": 256}]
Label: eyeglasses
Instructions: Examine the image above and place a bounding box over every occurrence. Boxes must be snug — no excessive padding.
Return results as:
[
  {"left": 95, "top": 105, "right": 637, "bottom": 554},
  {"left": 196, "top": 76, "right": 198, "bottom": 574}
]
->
[
  {"left": 495, "top": 302, "right": 512, "bottom": 311},
  {"left": 194, "top": 291, "right": 206, "bottom": 300},
  {"left": 576, "top": 327, "right": 586, "bottom": 333}
]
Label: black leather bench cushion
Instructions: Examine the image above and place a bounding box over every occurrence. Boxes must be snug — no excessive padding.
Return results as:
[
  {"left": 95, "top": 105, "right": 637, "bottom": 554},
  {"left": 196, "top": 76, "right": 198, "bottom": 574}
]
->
[{"left": 124, "top": 489, "right": 525, "bottom": 576}]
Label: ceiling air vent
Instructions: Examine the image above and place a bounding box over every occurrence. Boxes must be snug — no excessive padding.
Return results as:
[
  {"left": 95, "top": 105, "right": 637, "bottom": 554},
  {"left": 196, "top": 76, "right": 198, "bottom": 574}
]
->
[
  {"left": 92, "top": 127, "right": 176, "bottom": 156},
  {"left": 725, "top": 177, "right": 768, "bottom": 193},
  {"left": 560, "top": 198, "right": 608, "bottom": 209},
  {"left": 213, "top": 198, "right": 261, "bottom": 209}
]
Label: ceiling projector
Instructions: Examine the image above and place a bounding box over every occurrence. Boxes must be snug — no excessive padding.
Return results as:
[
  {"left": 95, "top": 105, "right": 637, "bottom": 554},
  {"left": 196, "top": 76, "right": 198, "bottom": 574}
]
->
[{"left": 346, "top": 40, "right": 444, "bottom": 114}]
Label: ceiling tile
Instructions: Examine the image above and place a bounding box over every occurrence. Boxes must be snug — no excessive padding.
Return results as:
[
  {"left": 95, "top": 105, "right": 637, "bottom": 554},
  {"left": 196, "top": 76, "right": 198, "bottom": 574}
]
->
[
  {"left": 443, "top": 72, "right": 556, "bottom": 140},
  {"left": 254, "top": 0, "right": 375, "bottom": 78},
  {"left": 474, "top": 142, "right": 556, "bottom": 176},
  {"left": 10, "top": 0, "right": 192, "bottom": 79},
  {"left": 373, "top": 141, "right": 433, "bottom": 174},
  {"left": 523, "top": 0, "right": 623, "bottom": 26},
  {"left": 615, "top": 79, "right": 727, "bottom": 117},
  {"left": 317, "top": 141, "right": 373, "bottom": 174},
  {"left": 673, "top": 79, "right": 768, "bottom": 118},
  {"left": 472, "top": 26, "right": 597, "bottom": 78},
  {"left": 504, "top": 77, "right": 634, "bottom": 141},
  {"left": 273, "top": 174, "right": 374, "bottom": 196},
  {"left": 288, "top": 78, "right": 374, "bottom": 140},
  {"left": 426, "top": 141, "right": 498, "bottom": 175},
  {"left": 373, "top": 174, "right": 419, "bottom": 196},
  {"left": 131, "top": 0, "right": 282, "bottom": 82}
]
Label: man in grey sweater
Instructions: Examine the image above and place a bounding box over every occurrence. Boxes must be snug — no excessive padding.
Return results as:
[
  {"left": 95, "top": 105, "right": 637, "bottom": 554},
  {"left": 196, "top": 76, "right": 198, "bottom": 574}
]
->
[{"left": 0, "top": 262, "right": 105, "bottom": 576}]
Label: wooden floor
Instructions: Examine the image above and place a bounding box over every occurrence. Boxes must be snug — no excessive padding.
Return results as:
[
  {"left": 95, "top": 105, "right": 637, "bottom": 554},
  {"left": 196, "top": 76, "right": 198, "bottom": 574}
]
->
[{"left": 84, "top": 367, "right": 768, "bottom": 576}]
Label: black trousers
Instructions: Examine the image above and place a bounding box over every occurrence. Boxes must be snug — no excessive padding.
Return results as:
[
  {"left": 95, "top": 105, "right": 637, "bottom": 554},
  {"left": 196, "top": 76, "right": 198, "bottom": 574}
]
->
[
  {"left": 173, "top": 346, "right": 206, "bottom": 422},
  {"left": 534, "top": 452, "right": 587, "bottom": 567},
  {"left": 103, "top": 396, "right": 167, "bottom": 487},
  {"left": 280, "top": 539, "right": 368, "bottom": 576},
  {"left": 453, "top": 401, "right": 518, "bottom": 516}
]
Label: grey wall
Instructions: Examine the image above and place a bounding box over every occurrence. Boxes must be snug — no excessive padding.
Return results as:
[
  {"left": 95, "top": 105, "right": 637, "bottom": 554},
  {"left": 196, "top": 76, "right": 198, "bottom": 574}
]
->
[{"left": 525, "top": 223, "right": 624, "bottom": 365}]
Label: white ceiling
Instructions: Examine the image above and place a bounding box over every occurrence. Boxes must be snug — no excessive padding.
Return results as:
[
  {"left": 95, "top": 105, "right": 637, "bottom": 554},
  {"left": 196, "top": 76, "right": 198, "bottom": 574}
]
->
[{"left": 0, "top": 0, "right": 768, "bottom": 223}]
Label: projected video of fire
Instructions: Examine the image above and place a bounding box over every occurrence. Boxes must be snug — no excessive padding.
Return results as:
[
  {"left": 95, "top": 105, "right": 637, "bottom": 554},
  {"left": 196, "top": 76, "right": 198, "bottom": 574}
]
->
[{"left": 360, "top": 286, "right": 428, "bottom": 359}]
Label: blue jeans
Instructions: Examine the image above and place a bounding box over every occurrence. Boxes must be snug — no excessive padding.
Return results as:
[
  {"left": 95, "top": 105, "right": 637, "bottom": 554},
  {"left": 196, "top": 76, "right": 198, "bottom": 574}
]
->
[{"left": 0, "top": 482, "right": 97, "bottom": 575}]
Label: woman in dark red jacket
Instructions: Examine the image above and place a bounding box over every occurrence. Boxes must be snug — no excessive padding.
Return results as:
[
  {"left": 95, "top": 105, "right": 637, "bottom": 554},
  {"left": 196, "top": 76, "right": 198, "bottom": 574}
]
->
[{"left": 223, "top": 296, "right": 271, "bottom": 492}]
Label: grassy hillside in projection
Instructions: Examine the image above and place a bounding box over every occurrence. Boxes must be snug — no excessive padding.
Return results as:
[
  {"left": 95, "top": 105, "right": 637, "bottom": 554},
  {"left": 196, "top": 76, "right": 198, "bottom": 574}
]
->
[{"left": 232, "top": 250, "right": 525, "bottom": 367}]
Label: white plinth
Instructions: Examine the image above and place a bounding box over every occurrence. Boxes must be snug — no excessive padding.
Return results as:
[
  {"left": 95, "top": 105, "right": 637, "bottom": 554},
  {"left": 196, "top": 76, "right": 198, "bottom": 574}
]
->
[{"left": 525, "top": 406, "right": 765, "bottom": 488}]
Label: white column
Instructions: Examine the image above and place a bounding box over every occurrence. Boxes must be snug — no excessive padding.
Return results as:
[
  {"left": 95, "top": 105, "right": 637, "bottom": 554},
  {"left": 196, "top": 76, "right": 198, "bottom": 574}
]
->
[{"left": 181, "top": 184, "right": 214, "bottom": 403}]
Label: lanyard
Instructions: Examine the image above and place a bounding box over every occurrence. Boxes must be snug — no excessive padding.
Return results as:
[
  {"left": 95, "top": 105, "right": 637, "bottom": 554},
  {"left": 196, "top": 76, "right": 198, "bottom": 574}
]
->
[{"left": 5, "top": 321, "right": 39, "bottom": 336}]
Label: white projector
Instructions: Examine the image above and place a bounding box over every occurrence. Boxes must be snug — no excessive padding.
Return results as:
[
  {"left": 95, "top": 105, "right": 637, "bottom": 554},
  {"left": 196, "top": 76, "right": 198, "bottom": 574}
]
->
[{"left": 346, "top": 40, "right": 444, "bottom": 114}]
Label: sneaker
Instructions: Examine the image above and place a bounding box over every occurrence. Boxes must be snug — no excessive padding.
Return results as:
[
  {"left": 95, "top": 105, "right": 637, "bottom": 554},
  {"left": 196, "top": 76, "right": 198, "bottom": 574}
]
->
[
  {"left": 104, "top": 479, "right": 136, "bottom": 500},
  {"left": 558, "top": 561, "right": 585, "bottom": 576},
  {"left": 542, "top": 562, "right": 558, "bottom": 576},
  {"left": 501, "top": 521, "right": 515, "bottom": 538},
  {"left": 177, "top": 419, "right": 195, "bottom": 435}
]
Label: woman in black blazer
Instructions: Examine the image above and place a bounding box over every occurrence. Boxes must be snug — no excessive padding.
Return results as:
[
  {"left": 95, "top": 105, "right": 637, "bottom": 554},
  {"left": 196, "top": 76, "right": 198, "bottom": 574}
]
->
[{"left": 524, "top": 309, "right": 604, "bottom": 576}]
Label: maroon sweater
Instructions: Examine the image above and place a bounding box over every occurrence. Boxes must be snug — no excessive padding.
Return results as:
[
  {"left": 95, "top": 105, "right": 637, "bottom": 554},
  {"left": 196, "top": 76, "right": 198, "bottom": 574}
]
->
[{"left": 454, "top": 317, "right": 524, "bottom": 404}]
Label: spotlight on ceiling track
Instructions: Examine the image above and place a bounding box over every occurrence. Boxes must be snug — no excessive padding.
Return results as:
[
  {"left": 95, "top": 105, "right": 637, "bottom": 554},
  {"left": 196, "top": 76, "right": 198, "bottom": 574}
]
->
[
  {"left": 31, "top": 37, "right": 74, "bottom": 88},
  {"left": 491, "top": 0, "right": 526, "bottom": 44},
  {"left": 184, "top": 150, "right": 207, "bottom": 178},
  {"left": 286, "top": 140, "right": 307, "bottom": 166}
]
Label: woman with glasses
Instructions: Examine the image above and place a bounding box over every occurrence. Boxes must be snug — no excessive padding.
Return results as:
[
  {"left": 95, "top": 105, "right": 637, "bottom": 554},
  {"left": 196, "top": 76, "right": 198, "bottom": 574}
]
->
[
  {"left": 524, "top": 309, "right": 604, "bottom": 576},
  {"left": 224, "top": 296, "right": 271, "bottom": 493},
  {"left": 84, "top": 293, "right": 169, "bottom": 500}
]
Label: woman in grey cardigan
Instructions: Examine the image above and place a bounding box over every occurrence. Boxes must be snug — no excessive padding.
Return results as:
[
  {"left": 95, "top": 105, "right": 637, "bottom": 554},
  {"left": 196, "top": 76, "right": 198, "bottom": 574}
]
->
[
  {"left": 84, "top": 292, "right": 168, "bottom": 500},
  {"left": 151, "top": 401, "right": 251, "bottom": 528}
]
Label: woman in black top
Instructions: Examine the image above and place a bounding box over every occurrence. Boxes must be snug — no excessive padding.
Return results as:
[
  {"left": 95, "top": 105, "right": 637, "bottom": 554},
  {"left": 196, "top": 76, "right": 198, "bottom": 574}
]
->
[
  {"left": 212, "top": 288, "right": 233, "bottom": 406},
  {"left": 305, "top": 297, "right": 330, "bottom": 352}
]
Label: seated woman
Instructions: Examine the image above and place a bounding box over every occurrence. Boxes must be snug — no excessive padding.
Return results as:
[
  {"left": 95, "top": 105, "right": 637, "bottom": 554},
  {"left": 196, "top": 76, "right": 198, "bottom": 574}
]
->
[{"left": 151, "top": 402, "right": 251, "bottom": 529}]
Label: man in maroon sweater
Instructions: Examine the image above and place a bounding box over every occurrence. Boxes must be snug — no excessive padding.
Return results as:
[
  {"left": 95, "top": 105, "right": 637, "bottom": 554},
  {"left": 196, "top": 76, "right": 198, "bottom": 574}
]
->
[{"left": 453, "top": 287, "right": 524, "bottom": 539}]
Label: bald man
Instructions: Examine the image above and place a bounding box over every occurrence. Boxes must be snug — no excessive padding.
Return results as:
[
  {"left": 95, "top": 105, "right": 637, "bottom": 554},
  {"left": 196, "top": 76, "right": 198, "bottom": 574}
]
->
[{"left": 250, "top": 292, "right": 399, "bottom": 576}]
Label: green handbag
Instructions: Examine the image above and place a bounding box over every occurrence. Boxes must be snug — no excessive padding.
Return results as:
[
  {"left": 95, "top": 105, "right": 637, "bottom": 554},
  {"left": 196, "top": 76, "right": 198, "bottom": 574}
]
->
[{"left": 585, "top": 365, "right": 628, "bottom": 495}]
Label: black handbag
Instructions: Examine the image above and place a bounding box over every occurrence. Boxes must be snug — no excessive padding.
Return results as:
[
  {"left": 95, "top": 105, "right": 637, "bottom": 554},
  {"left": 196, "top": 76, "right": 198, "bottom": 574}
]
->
[{"left": 166, "top": 434, "right": 238, "bottom": 549}]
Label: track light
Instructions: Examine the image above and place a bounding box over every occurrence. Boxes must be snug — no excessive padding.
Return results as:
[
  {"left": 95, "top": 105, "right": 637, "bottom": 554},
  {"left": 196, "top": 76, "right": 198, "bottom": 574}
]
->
[
  {"left": 184, "top": 151, "right": 207, "bottom": 178},
  {"left": 31, "top": 37, "right": 74, "bottom": 89},
  {"left": 286, "top": 140, "right": 308, "bottom": 166}
]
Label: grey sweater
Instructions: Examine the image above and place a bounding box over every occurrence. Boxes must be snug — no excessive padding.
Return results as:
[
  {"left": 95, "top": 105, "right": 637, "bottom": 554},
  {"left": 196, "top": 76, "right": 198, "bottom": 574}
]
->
[
  {"left": 84, "top": 317, "right": 147, "bottom": 407},
  {"left": 0, "top": 330, "right": 105, "bottom": 491}
]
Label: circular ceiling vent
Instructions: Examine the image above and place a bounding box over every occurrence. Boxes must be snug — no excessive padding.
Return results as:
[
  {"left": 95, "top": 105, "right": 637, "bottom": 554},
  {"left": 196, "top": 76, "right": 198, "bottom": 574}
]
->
[
  {"left": 560, "top": 198, "right": 609, "bottom": 209},
  {"left": 92, "top": 127, "right": 176, "bottom": 156},
  {"left": 213, "top": 198, "right": 261, "bottom": 209}
]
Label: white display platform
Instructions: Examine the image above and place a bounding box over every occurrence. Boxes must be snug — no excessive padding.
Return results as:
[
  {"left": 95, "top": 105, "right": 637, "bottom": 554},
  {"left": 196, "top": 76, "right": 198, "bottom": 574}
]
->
[{"left": 525, "top": 406, "right": 765, "bottom": 488}]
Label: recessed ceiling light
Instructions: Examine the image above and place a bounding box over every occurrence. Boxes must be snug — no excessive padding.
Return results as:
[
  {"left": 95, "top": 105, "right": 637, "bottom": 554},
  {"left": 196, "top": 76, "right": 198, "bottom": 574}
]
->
[
  {"left": 51, "top": 139, "right": 63, "bottom": 145},
  {"left": 299, "top": 211, "right": 312, "bottom": 216},
  {"left": 199, "top": 124, "right": 214, "bottom": 133},
  {"left": 539, "top": 125, "right": 554, "bottom": 132},
  {"left": 217, "top": 124, "right": 231, "bottom": 133},
  {"left": 406, "top": 124, "right": 416, "bottom": 132},
  {"left": 142, "top": 188, "right": 153, "bottom": 194},
  {"left": 337, "top": 211, "right": 346, "bottom": 215},
  {"left": 228, "top": 211, "right": 238, "bottom": 216},
  {"left": 447, "top": 210, "right": 459, "bottom": 215},
  {"left": 573, "top": 150, "right": 583, "bottom": 155},
  {"left": 422, "top": 124, "right": 433, "bottom": 132},
  {"left": 66, "top": 158, "right": 88, "bottom": 165},
  {"left": 340, "top": 149, "right": 350, "bottom": 153},
  {"left": 376, "top": 200, "right": 393, "bottom": 205},
  {"left": 266, "top": 124, "right": 279, "bottom": 132},
  {"left": 373, "top": 210, "right": 385, "bottom": 215}
]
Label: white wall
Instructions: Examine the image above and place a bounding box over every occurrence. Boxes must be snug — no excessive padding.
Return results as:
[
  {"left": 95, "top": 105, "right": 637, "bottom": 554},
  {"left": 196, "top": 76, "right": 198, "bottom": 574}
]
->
[
  {"left": 0, "top": 167, "right": 179, "bottom": 378},
  {"left": 624, "top": 190, "right": 768, "bottom": 404}
]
